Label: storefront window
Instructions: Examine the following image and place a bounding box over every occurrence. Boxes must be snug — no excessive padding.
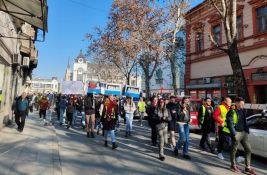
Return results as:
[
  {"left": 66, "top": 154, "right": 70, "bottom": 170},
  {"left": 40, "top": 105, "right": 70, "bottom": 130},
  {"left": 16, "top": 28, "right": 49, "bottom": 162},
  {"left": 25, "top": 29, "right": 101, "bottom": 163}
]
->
[{"left": 190, "top": 90, "right": 197, "bottom": 98}]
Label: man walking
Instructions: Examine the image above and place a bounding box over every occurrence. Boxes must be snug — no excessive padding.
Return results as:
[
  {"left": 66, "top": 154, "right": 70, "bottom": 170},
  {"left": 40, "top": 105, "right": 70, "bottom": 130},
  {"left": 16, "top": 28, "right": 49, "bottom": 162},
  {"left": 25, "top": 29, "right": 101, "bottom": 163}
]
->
[
  {"left": 212, "top": 97, "right": 232, "bottom": 160},
  {"left": 225, "top": 97, "right": 256, "bottom": 174},
  {"left": 138, "top": 97, "right": 146, "bottom": 126},
  {"left": 14, "top": 92, "right": 29, "bottom": 132}
]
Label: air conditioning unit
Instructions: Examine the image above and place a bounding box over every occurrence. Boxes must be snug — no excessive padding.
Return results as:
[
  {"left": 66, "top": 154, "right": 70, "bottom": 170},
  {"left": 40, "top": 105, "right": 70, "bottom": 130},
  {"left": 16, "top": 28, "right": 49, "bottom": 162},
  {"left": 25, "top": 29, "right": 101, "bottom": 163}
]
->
[
  {"left": 21, "top": 57, "right": 30, "bottom": 68},
  {"left": 12, "top": 54, "right": 21, "bottom": 66},
  {"left": 203, "top": 77, "right": 211, "bottom": 84}
]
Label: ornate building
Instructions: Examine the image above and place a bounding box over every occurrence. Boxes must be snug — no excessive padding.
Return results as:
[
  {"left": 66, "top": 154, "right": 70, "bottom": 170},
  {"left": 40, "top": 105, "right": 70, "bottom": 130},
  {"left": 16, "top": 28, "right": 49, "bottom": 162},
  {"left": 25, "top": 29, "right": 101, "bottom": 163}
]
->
[
  {"left": 185, "top": 0, "right": 267, "bottom": 103},
  {"left": 64, "top": 50, "right": 142, "bottom": 93}
]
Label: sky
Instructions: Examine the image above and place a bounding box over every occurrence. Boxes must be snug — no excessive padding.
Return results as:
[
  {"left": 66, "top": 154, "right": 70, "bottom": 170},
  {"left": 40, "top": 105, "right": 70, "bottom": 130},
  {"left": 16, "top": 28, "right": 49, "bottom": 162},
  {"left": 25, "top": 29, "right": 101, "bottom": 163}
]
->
[{"left": 34, "top": 0, "right": 203, "bottom": 80}]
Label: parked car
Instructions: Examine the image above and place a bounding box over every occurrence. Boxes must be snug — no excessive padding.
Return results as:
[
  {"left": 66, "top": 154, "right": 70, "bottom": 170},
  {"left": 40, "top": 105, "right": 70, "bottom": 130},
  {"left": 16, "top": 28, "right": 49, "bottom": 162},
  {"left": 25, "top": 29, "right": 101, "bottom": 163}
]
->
[
  {"left": 238, "top": 110, "right": 267, "bottom": 158},
  {"left": 176, "top": 97, "right": 202, "bottom": 130}
]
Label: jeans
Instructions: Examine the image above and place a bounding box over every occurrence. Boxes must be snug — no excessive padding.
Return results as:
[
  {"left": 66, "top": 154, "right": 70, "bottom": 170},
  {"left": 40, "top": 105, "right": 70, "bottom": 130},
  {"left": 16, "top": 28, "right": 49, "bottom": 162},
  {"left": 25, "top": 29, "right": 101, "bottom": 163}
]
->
[
  {"left": 176, "top": 123, "right": 190, "bottom": 155},
  {"left": 231, "top": 131, "right": 251, "bottom": 167},
  {"left": 104, "top": 130, "right": 116, "bottom": 142},
  {"left": 72, "top": 109, "right": 78, "bottom": 125},
  {"left": 60, "top": 108, "right": 65, "bottom": 124},
  {"left": 125, "top": 113, "right": 134, "bottom": 132},
  {"left": 158, "top": 127, "right": 168, "bottom": 157}
]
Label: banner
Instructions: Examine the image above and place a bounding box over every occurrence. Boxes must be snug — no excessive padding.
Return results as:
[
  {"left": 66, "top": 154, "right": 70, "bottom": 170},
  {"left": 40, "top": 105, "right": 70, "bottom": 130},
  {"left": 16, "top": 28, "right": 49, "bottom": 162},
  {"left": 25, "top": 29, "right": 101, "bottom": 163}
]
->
[
  {"left": 87, "top": 81, "right": 107, "bottom": 94},
  {"left": 62, "top": 81, "right": 83, "bottom": 94}
]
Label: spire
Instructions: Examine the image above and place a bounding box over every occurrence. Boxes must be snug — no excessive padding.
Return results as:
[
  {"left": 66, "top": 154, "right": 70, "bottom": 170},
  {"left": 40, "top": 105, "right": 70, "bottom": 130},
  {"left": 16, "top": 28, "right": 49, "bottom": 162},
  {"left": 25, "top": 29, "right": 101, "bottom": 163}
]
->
[
  {"left": 77, "top": 49, "right": 85, "bottom": 59},
  {"left": 67, "top": 57, "right": 70, "bottom": 69}
]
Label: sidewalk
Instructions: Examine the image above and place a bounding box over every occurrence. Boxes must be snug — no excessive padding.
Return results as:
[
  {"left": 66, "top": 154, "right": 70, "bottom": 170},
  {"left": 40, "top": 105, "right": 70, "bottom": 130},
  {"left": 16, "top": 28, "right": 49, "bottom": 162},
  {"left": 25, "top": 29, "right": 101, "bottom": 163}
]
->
[{"left": 0, "top": 111, "right": 62, "bottom": 175}]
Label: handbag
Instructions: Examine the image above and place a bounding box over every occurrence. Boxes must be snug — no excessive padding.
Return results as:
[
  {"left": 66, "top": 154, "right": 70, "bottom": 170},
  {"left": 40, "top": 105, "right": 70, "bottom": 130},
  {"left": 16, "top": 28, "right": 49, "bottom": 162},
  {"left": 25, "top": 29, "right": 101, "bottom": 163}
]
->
[{"left": 156, "top": 122, "right": 166, "bottom": 131}]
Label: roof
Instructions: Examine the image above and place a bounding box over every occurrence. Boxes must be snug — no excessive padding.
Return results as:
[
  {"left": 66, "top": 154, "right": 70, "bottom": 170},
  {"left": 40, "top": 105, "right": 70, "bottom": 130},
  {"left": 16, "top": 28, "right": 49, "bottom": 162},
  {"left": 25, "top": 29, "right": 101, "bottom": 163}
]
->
[
  {"left": 77, "top": 50, "right": 86, "bottom": 59},
  {"left": 185, "top": 0, "right": 207, "bottom": 18}
]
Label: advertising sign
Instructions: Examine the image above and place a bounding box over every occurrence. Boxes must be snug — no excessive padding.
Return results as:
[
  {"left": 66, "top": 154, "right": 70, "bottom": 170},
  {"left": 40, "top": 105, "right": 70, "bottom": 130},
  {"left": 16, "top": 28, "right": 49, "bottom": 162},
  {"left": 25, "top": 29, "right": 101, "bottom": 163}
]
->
[{"left": 105, "top": 83, "right": 121, "bottom": 96}]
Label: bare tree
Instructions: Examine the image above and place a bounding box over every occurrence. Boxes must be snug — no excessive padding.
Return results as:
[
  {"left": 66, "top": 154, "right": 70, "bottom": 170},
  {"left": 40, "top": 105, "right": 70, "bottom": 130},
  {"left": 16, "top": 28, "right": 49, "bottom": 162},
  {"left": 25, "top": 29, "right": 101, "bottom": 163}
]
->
[
  {"left": 209, "top": 0, "right": 250, "bottom": 102},
  {"left": 161, "top": 0, "right": 189, "bottom": 95}
]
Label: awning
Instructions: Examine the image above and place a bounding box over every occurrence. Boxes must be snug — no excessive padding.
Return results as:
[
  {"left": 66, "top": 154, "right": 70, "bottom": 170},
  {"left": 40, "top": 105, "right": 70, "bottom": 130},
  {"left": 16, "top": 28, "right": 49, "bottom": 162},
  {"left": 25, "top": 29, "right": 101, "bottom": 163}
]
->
[
  {"left": 186, "top": 83, "right": 221, "bottom": 89},
  {"left": 0, "top": 0, "right": 48, "bottom": 32}
]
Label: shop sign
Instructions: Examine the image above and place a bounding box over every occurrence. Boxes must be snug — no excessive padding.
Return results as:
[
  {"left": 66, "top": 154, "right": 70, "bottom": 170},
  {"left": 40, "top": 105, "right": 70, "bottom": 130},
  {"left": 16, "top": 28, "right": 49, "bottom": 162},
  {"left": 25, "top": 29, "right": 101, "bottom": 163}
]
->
[{"left": 251, "top": 72, "right": 267, "bottom": 81}]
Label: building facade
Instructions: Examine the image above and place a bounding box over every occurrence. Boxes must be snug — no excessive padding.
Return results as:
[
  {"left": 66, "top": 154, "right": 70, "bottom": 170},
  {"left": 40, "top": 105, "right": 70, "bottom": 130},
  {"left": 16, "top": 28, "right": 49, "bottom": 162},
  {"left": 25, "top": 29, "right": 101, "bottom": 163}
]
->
[
  {"left": 30, "top": 77, "right": 59, "bottom": 93},
  {"left": 185, "top": 0, "right": 267, "bottom": 103},
  {"left": 65, "top": 50, "right": 142, "bottom": 93},
  {"left": 0, "top": 1, "right": 48, "bottom": 129}
]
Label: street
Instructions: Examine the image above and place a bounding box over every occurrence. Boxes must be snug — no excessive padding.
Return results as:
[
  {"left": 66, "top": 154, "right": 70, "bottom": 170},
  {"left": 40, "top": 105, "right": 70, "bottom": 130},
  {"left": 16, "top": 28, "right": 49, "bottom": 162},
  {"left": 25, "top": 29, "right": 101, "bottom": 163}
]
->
[{"left": 0, "top": 111, "right": 266, "bottom": 175}]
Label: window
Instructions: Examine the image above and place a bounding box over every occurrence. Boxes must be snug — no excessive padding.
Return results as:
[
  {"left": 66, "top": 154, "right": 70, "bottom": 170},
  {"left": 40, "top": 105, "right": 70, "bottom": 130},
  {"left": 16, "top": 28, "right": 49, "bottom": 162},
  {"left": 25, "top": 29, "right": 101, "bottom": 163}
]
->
[
  {"left": 213, "top": 25, "right": 221, "bottom": 44},
  {"left": 196, "top": 32, "right": 204, "bottom": 52},
  {"left": 237, "top": 16, "right": 243, "bottom": 39},
  {"left": 256, "top": 6, "right": 267, "bottom": 33}
]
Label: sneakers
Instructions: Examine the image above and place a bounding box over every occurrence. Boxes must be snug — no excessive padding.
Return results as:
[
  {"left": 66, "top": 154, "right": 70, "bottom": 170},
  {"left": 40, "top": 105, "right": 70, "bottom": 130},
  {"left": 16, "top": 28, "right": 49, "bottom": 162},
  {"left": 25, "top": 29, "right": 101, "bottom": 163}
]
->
[
  {"left": 217, "top": 153, "right": 225, "bottom": 160},
  {"left": 245, "top": 167, "right": 256, "bottom": 175},
  {"left": 231, "top": 165, "right": 241, "bottom": 173}
]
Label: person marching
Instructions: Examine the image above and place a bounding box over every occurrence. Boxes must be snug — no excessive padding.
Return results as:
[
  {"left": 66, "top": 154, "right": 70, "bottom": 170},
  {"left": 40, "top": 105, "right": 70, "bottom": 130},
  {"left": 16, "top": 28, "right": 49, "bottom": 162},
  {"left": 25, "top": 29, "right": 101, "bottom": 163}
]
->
[
  {"left": 59, "top": 95, "right": 67, "bottom": 125},
  {"left": 225, "top": 97, "right": 256, "bottom": 174},
  {"left": 14, "top": 92, "right": 29, "bottom": 132},
  {"left": 147, "top": 97, "right": 158, "bottom": 146},
  {"left": 84, "top": 93, "right": 96, "bottom": 138},
  {"left": 155, "top": 98, "right": 171, "bottom": 161},
  {"left": 212, "top": 97, "right": 232, "bottom": 160},
  {"left": 124, "top": 96, "right": 136, "bottom": 138},
  {"left": 198, "top": 98, "right": 215, "bottom": 153},
  {"left": 138, "top": 97, "right": 146, "bottom": 127},
  {"left": 166, "top": 96, "right": 178, "bottom": 150},
  {"left": 66, "top": 97, "right": 75, "bottom": 129},
  {"left": 174, "top": 97, "right": 191, "bottom": 160},
  {"left": 39, "top": 95, "right": 49, "bottom": 122},
  {"left": 101, "top": 95, "right": 119, "bottom": 149}
]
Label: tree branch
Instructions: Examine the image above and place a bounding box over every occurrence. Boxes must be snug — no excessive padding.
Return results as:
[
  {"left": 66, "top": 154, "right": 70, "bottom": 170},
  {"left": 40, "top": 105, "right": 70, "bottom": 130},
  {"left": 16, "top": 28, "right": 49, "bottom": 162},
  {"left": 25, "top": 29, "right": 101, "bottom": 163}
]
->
[{"left": 209, "top": 34, "right": 228, "bottom": 53}]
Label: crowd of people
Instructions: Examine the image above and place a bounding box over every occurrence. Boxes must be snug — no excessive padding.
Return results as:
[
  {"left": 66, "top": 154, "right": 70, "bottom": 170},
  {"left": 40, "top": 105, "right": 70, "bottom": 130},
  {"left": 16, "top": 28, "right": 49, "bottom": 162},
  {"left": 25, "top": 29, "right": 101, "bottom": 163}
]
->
[{"left": 12, "top": 92, "right": 257, "bottom": 174}]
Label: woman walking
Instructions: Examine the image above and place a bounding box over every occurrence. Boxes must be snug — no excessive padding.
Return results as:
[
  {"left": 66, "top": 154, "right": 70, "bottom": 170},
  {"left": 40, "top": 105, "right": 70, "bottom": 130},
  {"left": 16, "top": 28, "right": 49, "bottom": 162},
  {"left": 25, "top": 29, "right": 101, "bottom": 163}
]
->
[
  {"left": 66, "top": 98, "right": 75, "bottom": 129},
  {"left": 124, "top": 96, "right": 136, "bottom": 138},
  {"left": 84, "top": 93, "right": 95, "bottom": 138},
  {"left": 174, "top": 97, "right": 191, "bottom": 160},
  {"left": 155, "top": 99, "right": 171, "bottom": 161},
  {"left": 101, "top": 95, "right": 119, "bottom": 149}
]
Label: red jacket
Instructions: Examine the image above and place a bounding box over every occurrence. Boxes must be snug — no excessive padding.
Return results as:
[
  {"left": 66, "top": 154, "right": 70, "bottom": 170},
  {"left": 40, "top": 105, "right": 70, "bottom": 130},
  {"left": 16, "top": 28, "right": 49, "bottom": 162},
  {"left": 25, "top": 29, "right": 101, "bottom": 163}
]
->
[{"left": 212, "top": 102, "right": 229, "bottom": 125}]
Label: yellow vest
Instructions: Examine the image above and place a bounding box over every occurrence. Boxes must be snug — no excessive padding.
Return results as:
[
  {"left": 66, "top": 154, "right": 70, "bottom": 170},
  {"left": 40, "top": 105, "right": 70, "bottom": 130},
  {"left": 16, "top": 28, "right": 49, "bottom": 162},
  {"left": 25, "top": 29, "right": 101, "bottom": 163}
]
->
[
  {"left": 199, "top": 105, "right": 206, "bottom": 124},
  {"left": 219, "top": 105, "right": 228, "bottom": 121},
  {"left": 223, "top": 110, "right": 238, "bottom": 133}
]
